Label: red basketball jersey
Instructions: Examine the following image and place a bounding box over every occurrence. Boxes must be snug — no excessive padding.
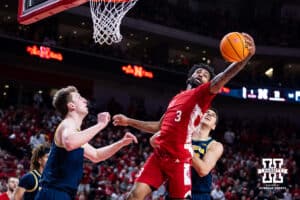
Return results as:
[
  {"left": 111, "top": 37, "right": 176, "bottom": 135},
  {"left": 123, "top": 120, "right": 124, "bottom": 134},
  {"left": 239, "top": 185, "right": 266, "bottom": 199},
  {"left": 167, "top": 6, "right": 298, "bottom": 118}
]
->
[{"left": 156, "top": 82, "right": 216, "bottom": 160}]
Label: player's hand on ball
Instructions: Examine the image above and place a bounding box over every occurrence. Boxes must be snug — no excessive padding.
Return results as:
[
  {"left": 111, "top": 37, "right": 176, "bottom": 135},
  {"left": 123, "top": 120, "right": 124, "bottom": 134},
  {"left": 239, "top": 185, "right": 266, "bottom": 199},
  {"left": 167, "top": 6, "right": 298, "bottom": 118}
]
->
[
  {"left": 97, "top": 112, "right": 111, "bottom": 128},
  {"left": 220, "top": 32, "right": 254, "bottom": 62},
  {"left": 242, "top": 33, "right": 256, "bottom": 58},
  {"left": 121, "top": 132, "right": 138, "bottom": 145},
  {"left": 112, "top": 114, "right": 129, "bottom": 126}
]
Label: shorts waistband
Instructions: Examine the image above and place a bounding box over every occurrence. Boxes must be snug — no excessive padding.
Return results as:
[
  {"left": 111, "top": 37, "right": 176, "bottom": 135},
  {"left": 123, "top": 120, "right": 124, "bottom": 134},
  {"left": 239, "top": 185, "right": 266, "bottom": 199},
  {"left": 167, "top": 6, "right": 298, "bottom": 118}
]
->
[
  {"left": 41, "top": 184, "right": 76, "bottom": 198},
  {"left": 154, "top": 149, "right": 191, "bottom": 163},
  {"left": 192, "top": 191, "right": 211, "bottom": 195}
]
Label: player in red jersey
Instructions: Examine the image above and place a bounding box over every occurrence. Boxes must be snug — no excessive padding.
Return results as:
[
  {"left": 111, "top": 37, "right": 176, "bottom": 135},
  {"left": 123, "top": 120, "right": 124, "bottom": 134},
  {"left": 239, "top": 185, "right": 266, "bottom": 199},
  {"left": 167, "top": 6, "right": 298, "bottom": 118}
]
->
[{"left": 113, "top": 33, "right": 255, "bottom": 199}]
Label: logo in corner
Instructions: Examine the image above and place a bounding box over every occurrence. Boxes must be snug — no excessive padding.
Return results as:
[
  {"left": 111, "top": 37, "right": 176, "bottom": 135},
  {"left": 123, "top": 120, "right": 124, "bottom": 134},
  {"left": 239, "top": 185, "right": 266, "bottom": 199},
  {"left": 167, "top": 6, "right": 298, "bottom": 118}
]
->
[{"left": 257, "top": 158, "right": 288, "bottom": 190}]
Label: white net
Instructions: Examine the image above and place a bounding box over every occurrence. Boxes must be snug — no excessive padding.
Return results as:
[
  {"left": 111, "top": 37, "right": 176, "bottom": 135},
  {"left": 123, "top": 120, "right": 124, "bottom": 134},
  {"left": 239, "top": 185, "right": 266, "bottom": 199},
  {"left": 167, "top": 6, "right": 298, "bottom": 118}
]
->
[{"left": 90, "top": 0, "right": 138, "bottom": 45}]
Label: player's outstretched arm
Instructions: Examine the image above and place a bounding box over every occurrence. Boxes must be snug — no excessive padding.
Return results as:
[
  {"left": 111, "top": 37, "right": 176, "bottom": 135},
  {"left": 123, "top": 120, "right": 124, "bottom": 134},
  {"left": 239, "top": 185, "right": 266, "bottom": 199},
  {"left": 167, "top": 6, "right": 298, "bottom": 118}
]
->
[
  {"left": 83, "top": 132, "right": 138, "bottom": 163},
  {"left": 192, "top": 142, "right": 223, "bottom": 177},
  {"left": 210, "top": 33, "right": 256, "bottom": 94},
  {"left": 60, "top": 112, "right": 110, "bottom": 151},
  {"left": 112, "top": 114, "right": 163, "bottom": 134}
]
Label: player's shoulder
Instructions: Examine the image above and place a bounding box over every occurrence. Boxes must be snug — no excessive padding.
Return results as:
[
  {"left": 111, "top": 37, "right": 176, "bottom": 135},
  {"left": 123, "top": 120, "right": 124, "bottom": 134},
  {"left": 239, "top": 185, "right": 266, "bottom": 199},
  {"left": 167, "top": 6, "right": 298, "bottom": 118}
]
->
[
  {"left": 58, "top": 119, "right": 76, "bottom": 131},
  {"left": 20, "top": 171, "right": 35, "bottom": 180},
  {"left": 210, "top": 140, "right": 223, "bottom": 147},
  {"left": 209, "top": 140, "right": 224, "bottom": 153},
  {"left": 19, "top": 171, "right": 36, "bottom": 185},
  {"left": 196, "top": 82, "right": 211, "bottom": 90},
  {"left": 191, "top": 82, "right": 212, "bottom": 95}
]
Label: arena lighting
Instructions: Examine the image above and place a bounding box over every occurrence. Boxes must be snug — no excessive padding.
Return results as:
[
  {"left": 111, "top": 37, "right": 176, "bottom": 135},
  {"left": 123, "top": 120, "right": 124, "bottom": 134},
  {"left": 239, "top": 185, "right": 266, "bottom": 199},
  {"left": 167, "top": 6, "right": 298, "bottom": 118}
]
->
[
  {"left": 223, "top": 87, "right": 300, "bottom": 103},
  {"left": 121, "top": 65, "right": 154, "bottom": 79},
  {"left": 26, "top": 45, "right": 63, "bottom": 61},
  {"left": 265, "top": 68, "right": 273, "bottom": 78},
  {"left": 296, "top": 91, "right": 300, "bottom": 102},
  {"left": 220, "top": 87, "right": 230, "bottom": 94}
]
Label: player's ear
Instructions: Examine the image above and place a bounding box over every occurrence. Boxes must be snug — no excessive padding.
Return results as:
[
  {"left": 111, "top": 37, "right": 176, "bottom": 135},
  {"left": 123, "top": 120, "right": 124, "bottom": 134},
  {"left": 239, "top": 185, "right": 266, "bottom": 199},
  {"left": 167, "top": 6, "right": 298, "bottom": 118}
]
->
[
  {"left": 211, "top": 123, "right": 216, "bottom": 130},
  {"left": 38, "top": 157, "right": 42, "bottom": 165},
  {"left": 67, "top": 102, "right": 76, "bottom": 111},
  {"left": 186, "top": 77, "right": 192, "bottom": 85}
]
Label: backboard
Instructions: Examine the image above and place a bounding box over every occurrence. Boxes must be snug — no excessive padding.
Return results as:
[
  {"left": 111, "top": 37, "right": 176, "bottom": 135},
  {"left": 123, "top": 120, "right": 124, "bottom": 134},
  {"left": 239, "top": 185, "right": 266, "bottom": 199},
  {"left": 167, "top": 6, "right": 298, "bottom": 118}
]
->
[
  {"left": 18, "top": 0, "right": 139, "bottom": 45},
  {"left": 18, "top": 0, "right": 88, "bottom": 25}
]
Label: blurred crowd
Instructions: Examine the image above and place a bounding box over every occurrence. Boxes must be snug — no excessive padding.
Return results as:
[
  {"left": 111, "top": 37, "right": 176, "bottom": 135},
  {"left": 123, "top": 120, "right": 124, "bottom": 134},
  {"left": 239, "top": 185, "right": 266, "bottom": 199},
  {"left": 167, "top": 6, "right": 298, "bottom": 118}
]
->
[
  {"left": 130, "top": 0, "right": 300, "bottom": 48},
  {"left": 0, "top": 96, "right": 299, "bottom": 199}
]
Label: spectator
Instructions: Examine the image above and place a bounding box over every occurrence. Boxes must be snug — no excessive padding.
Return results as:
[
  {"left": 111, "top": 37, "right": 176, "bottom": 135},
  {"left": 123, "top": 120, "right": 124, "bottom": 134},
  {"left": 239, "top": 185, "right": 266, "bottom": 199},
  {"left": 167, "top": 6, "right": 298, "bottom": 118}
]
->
[
  {"left": 283, "top": 188, "right": 292, "bottom": 200},
  {"left": 33, "top": 92, "right": 43, "bottom": 108},
  {"left": 224, "top": 127, "right": 235, "bottom": 145},
  {"left": 29, "top": 131, "right": 46, "bottom": 149},
  {"left": 152, "top": 185, "right": 167, "bottom": 200},
  {"left": 211, "top": 185, "right": 225, "bottom": 200},
  {"left": 0, "top": 177, "right": 19, "bottom": 200},
  {"left": 292, "top": 184, "right": 300, "bottom": 200}
]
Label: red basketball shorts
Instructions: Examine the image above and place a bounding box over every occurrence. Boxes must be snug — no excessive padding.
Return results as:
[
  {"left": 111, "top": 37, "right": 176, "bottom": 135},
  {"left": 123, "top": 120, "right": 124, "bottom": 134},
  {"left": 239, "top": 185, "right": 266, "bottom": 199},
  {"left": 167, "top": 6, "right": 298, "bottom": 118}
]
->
[{"left": 135, "top": 153, "right": 191, "bottom": 198}]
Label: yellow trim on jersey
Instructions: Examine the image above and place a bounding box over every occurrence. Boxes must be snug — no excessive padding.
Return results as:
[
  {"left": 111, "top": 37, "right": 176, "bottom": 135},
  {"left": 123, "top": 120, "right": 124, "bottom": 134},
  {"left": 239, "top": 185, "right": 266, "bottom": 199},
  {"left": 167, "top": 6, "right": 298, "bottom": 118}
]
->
[
  {"left": 26, "top": 170, "right": 40, "bottom": 192},
  {"left": 192, "top": 137, "right": 212, "bottom": 142},
  {"left": 33, "top": 169, "right": 41, "bottom": 177}
]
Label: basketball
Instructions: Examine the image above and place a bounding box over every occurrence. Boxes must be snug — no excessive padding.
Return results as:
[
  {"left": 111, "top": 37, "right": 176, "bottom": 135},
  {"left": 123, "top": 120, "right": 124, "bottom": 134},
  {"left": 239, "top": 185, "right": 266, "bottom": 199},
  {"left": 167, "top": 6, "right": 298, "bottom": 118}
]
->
[{"left": 220, "top": 32, "right": 249, "bottom": 62}]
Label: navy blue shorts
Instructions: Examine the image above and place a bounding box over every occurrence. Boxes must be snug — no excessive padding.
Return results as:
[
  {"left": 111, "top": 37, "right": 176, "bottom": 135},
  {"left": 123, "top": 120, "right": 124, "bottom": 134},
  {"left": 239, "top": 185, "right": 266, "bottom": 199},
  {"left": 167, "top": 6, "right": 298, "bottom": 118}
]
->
[
  {"left": 192, "top": 193, "right": 211, "bottom": 200},
  {"left": 35, "top": 187, "right": 72, "bottom": 200}
]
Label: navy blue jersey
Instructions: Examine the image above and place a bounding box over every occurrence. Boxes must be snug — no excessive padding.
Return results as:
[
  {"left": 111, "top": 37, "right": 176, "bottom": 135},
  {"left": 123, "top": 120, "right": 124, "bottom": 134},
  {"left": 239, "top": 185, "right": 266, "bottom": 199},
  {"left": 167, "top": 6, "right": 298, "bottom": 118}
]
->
[
  {"left": 39, "top": 142, "right": 84, "bottom": 198},
  {"left": 191, "top": 138, "right": 214, "bottom": 194},
  {"left": 18, "top": 170, "right": 41, "bottom": 200}
]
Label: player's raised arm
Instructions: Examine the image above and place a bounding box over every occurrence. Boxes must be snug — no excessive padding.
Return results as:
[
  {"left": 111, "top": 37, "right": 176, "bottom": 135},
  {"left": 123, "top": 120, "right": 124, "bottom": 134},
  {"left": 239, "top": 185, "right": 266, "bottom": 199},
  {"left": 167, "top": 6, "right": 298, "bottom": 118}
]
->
[
  {"left": 83, "top": 132, "right": 138, "bottom": 163},
  {"left": 60, "top": 112, "right": 110, "bottom": 151},
  {"left": 112, "top": 114, "right": 164, "bottom": 134},
  {"left": 210, "top": 33, "right": 256, "bottom": 94},
  {"left": 192, "top": 141, "right": 224, "bottom": 177}
]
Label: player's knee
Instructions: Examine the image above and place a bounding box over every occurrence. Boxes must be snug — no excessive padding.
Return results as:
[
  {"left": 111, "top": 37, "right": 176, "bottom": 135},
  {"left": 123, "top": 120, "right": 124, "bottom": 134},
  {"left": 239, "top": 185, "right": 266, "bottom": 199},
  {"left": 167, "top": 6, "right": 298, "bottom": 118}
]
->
[
  {"left": 126, "top": 191, "right": 138, "bottom": 200},
  {"left": 126, "top": 183, "right": 151, "bottom": 200},
  {"left": 126, "top": 189, "right": 146, "bottom": 200}
]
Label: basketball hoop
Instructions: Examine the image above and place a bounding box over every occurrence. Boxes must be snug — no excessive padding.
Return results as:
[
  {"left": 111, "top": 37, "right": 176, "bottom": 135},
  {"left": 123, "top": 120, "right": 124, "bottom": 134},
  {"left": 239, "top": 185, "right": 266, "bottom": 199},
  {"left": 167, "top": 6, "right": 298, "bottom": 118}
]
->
[{"left": 90, "top": 0, "right": 138, "bottom": 45}]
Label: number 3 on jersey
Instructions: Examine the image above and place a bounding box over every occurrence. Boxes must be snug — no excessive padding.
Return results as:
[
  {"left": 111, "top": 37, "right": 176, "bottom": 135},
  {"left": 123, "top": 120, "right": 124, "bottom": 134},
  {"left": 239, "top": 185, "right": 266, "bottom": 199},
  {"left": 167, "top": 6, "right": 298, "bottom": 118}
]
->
[{"left": 175, "top": 110, "right": 182, "bottom": 122}]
